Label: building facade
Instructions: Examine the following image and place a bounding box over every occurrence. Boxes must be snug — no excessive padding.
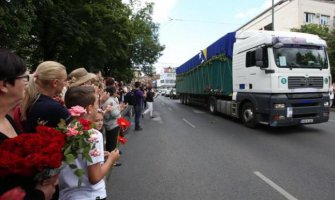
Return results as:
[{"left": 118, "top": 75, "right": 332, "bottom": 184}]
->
[
  {"left": 157, "top": 67, "right": 176, "bottom": 89},
  {"left": 237, "top": 0, "right": 335, "bottom": 33}
]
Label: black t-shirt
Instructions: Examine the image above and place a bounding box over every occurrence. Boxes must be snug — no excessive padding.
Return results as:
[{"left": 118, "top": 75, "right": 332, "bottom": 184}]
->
[
  {"left": 22, "top": 94, "right": 72, "bottom": 133},
  {"left": 146, "top": 91, "right": 155, "bottom": 102}
]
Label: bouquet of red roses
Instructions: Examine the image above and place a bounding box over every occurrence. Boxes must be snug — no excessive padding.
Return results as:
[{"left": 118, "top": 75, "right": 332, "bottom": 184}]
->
[{"left": 0, "top": 125, "right": 65, "bottom": 179}]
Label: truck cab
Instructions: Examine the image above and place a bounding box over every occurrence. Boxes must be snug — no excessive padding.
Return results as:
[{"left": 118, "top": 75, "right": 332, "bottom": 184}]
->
[{"left": 233, "top": 31, "right": 331, "bottom": 127}]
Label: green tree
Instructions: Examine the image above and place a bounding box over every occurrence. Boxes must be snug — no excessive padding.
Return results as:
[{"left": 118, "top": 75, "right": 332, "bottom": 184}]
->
[
  {"left": 128, "top": 2, "right": 165, "bottom": 77},
  {"left": 0, "top": 0, "right": 35, "bottom": 56},
  {"left": 291, "top": 24, "right": 335, "bottom": 77},
  {"left": 0, "top": 0, "right": 164, "bottom": 82}
]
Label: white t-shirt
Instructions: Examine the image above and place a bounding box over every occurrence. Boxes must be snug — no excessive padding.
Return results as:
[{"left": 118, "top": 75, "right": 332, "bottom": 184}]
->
[{"left": 59, "top": 129, "right": 106, "bottom": 200}]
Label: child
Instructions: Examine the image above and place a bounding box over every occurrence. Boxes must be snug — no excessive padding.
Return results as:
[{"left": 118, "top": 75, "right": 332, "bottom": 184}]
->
[
  {"left": 93, "top": 109, "right": 104, "bottom": 132},
  {"left": 59, "top": 86, "right": 119, "bottom": 200}
]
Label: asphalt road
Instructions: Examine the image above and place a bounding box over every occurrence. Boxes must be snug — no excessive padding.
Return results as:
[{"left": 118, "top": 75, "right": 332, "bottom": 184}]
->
[{"left": 107, "top": 96, "right": 335, "bottom": 200}]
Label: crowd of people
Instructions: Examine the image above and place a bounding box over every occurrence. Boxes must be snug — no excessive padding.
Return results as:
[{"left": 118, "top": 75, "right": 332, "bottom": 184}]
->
[{"left": 0, "top": 49, "right": 156, "bottom": 200}]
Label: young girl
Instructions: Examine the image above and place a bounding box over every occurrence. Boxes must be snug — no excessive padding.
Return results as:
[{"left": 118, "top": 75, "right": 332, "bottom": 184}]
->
[
  {"left": 93, "top": 109, "right": 104, "bottom": 132},
  {"left": 59, "top": 86, "right": 119, "bottom": 200}
]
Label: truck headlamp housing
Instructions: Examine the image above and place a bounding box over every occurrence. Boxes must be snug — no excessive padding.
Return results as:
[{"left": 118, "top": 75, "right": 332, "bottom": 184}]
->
[{"left": 274, "top": 103, "right": 286, "bottom": 109}]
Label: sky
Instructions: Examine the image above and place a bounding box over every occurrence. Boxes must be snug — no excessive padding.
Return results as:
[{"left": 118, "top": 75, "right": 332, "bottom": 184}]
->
[{"left": 134, "top": 0, "right": 281, "bottom": 74}]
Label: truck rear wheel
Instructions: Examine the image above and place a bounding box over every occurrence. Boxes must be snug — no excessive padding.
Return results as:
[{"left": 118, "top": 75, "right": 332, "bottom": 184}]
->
[
  {"left": 185, "top": 95, "right": 190, "bottom": 105},
  {"left": 241, "top": 102, "right": 257, "bottom": 128},
  {"left": 180, "top": 94, "right": 184, "bottom": 104},
  {"left": 209, "top": 97, "right": 217, "bottom": 113}
]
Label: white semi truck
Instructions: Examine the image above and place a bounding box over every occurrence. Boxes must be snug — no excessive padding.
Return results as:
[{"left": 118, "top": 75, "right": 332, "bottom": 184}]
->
[{"left": 176, "top": 31, "right": 332, "bottom": 127}]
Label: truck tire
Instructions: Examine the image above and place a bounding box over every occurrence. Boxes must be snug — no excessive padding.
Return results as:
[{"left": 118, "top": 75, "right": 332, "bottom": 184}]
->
[
  {"left": 241, "top": 102, "right": 257, "bottom": 128},
  {"left": 180, "top": 94, "right": 184, "bottom": 104},
  {"left": 185, "top": 95, "right": 190, "bottom": 105},
  {"left": 208, "top": 97, "right": 217, "bottom": 114}
]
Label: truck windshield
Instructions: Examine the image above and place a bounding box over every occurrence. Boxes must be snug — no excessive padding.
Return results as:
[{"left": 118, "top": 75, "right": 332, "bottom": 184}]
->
[{"left": 273, "top": 44, "right": 328, "bottom": 69}]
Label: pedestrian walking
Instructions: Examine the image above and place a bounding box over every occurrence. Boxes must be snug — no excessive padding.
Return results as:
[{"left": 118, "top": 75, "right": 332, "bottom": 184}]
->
[{"left": 143, "top": 87, "right": 155, "bottom": 118}]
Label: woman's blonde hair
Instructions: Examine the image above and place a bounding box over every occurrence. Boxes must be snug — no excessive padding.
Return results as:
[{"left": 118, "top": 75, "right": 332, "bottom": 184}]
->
[{"left": 20, "top": 61, "right": 67, "bottom": 120}]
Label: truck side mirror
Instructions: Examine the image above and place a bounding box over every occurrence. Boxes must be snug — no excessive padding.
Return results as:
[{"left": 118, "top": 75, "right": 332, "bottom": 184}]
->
[{"left": 255, "top": 48, "right": 265, "bottom": 68}]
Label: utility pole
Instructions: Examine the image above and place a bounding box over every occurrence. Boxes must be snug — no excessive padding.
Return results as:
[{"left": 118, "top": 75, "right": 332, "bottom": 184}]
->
[{"left": 272, "top": 0, "right": 275, "bottom": 30}]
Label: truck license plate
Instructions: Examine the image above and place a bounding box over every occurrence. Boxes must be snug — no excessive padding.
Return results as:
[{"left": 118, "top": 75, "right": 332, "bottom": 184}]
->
[{"left": 300, "top": 119, "right": 314, "bottom": 124}]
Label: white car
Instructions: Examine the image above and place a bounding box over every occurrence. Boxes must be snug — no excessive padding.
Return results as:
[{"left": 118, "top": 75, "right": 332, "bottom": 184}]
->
[{"left": 165, "top": 89, "right": 172, "bottom": 97}]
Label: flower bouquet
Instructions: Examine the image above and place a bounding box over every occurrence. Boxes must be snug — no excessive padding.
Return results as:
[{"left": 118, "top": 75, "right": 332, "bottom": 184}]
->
[
  {"left": 0, "top": 125, "right": 65, "bottom": 180},
  {"left": 56, "top": 106, "right": 100, "bottom": 186}
]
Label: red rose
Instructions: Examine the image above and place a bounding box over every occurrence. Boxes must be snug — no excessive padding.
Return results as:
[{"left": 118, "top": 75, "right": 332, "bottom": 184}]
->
[
  {"left": 0, "top": 187, "right": 26, "bottom": 200},
  {"left": 118, "top": 135, "right": 127, "bottom": 145},
  {"left": 79, "top": 118, "right": 92, "bottom": 130},
  {"left": 117, "top": 117, "right": 131, "bottom": 130}
]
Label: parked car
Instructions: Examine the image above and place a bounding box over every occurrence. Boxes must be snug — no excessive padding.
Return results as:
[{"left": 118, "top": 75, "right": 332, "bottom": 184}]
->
[
  {"left": 161, "top": 89, "right": 167, "bottom": 96},
  {"left": 165, "top": 89, "right": 172, "bottom": 97}
]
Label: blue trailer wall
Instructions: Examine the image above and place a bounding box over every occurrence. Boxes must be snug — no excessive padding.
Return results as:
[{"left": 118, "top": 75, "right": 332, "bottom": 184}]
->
[{"left": 176, "top": 32, "right": 236, "bottom": 75}]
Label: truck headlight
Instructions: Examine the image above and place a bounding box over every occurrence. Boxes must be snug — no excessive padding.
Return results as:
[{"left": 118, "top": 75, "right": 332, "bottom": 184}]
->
[
  {"left": 324, "top": 101, "right": 329, "bottom": 107},
  {"left": 274, "top": 103, "right": 285, "bottom": 109}
]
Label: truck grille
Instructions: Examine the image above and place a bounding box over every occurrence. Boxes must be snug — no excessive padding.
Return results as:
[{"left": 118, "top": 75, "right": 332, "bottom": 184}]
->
[{"left": 288, "top": 76, "right": 323, "bottom": 89}]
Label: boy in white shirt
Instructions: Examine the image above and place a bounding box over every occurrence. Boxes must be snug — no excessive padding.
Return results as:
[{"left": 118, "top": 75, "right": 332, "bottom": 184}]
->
[{"left": 59, "top": 86, "right": 119, "bottom": 200}]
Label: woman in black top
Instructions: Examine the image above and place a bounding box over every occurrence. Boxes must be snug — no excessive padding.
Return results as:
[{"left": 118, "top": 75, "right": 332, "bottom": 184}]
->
[
  {"left": 20, "top": 61, "right": 72, "bottom": 133},
  {"left": 0, "top": 49, "right": 56, "bottom": 200}
]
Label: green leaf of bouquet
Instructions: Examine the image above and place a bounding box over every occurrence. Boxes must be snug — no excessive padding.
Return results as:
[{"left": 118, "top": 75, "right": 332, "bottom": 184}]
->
[
  {"left": 65, "top": 154, "right": 75, "bottom": 163},
  {"left": 83, "top": 153, "right": 93, "bottom": 163},
  {"left": 74, "top": 168, "right": 85, "bottom": 177},
  {"left": 64, "top": 145, "right": 72, "bottom": 155},
  {"left": 69, "top": 164, "right": 77, "bottom": 169},
  {"left": 78, "top": 139, "right": 84, "bottom": 149},
  {"left": 83, "top": 146, "right": 90, "bottom": 154}
]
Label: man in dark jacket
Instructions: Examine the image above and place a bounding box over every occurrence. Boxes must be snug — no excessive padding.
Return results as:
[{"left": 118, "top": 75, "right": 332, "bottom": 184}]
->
[{"left": 133, "top": 82, "right": 144, "bottom": 131}]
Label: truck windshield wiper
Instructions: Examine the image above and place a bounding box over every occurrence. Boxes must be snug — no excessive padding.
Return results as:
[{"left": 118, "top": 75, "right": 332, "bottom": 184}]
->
[{"left": 287, "top": 64, "right": 300, "bottom": 70}]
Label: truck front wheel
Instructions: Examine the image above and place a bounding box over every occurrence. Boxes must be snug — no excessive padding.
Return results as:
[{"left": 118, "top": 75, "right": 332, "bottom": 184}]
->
[{"left": 241, "top": 102, "right": 257, "bottom": 128}]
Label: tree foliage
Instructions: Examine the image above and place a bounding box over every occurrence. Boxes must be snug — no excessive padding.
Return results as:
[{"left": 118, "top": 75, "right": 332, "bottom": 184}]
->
[
  {"left": 292, "top": 24, "right": 335, "bottom": 77},
  {"left": 0, "top": 0, "right": 164, "bottom": 81}
]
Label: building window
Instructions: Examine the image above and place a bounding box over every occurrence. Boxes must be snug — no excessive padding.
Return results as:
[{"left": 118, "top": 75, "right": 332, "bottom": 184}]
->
[
  {"left": 160, "top": 80, "right": 164, "bottom": 83},
  {"left": 304, "top": 12, "right": 315, "bottom": 24},
  {"left": 320, "top": 15, "right": 330, "bottom": 25}
]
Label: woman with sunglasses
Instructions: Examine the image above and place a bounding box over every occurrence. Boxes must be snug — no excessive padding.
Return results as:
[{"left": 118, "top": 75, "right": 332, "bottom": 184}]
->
[{"left": 0, "top": 49, "right": 56, "bottom": 200}]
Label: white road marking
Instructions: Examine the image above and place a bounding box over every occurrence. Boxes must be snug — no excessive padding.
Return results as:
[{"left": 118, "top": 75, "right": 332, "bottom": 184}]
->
[
  {"left": 182, "top": 118, "right": 196, "bottom": 128},
  {"left": 168, "top": 107, "right": 172, "bottom": 111},
  {"left": 254, "top": 171, "right": 298, "bottom": 200},
  {"left": 193, "top": 109, "right": 204, "bottom": 114}
]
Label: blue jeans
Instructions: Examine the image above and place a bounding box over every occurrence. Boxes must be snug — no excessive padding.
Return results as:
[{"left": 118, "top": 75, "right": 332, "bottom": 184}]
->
[{"left": 134, "top": 105, "right": 142, "bottom": 129}]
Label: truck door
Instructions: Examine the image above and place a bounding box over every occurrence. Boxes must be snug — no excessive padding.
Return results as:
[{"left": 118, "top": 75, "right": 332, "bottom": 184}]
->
[{"left": 244, "top": 47, "right": 272, "bottom": 92}]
